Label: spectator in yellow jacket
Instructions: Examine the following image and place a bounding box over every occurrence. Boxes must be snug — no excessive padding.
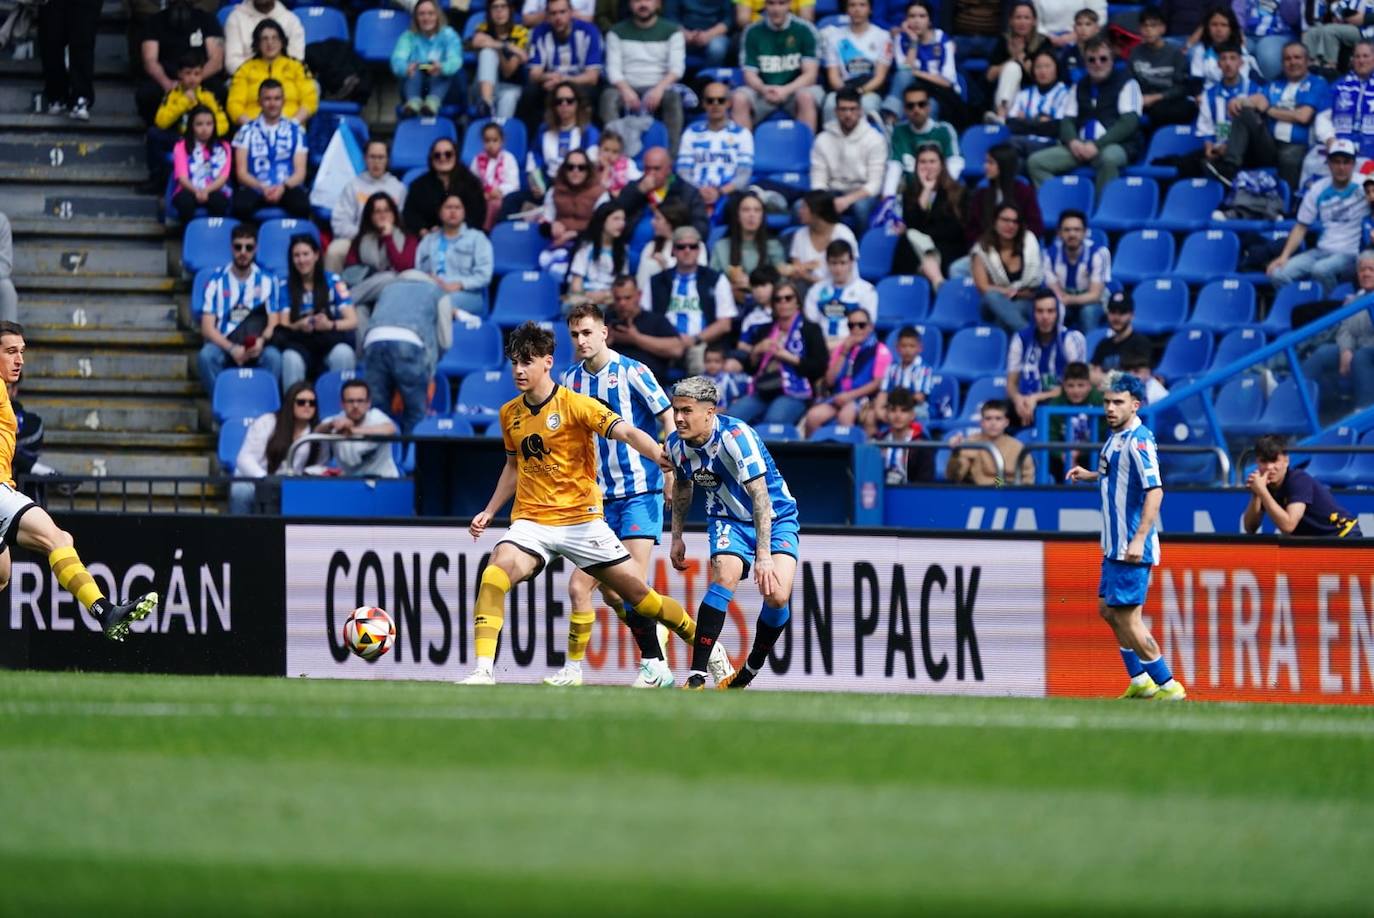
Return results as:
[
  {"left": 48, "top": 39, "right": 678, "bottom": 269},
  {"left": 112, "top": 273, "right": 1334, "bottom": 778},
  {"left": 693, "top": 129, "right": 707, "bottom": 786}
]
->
[
  {"left": 226, "top": 19, "right": 317, "bottom": 126},
  {"left": 142, "top": 49, "right": 230, "bottom": 194}
]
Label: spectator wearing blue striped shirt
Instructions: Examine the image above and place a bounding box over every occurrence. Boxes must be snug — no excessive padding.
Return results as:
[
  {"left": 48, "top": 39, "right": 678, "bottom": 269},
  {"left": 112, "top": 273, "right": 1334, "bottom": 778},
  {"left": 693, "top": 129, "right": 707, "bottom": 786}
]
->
[
  {"left": 865, "top": 324, "right": 932, "bottom": 433},
  {"left": 197, "top": 222, "right": 283, "bottom": 394},
  {"left": 1003, "top": 47, "right": 1069, "bottom": 157},
  {"left": 1043, "top": 209, "right": 1110, "bottom": 329},
  {"left": 883, "top": 1, "right": 966, "bottom": 128},
  {"left": 675, "top": 82, "right": 755, "bottom": 213}
]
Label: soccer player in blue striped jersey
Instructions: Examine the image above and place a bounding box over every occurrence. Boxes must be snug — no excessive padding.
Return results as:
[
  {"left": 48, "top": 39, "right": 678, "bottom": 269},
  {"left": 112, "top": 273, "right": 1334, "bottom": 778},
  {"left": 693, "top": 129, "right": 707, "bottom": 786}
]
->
[
  {"left": 544, "top": 304, "right": 732, "bottom": 688},
  {"left": 667, "top": 376, "right": 801, "bottom": 690},
  {"left": 1066, "top": 373, "right": 1186, "bottom": 701}
]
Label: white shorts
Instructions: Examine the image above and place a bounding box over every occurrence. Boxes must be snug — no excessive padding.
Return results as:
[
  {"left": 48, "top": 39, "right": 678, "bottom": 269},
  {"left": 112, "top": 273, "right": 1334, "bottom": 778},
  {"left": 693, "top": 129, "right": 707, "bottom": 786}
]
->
[
  {"left": 0, "top": 481, "right": 37, "bottom": 549},
  {"left": 497, "top": 518, "right": 630, "bottom": 573}
]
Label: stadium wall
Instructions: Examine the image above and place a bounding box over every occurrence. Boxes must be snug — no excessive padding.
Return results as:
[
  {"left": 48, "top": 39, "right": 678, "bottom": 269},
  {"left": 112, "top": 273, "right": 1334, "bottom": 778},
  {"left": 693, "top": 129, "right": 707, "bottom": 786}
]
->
[{"left": 4, "top": 515, "right": 1373, "bottom": 705}]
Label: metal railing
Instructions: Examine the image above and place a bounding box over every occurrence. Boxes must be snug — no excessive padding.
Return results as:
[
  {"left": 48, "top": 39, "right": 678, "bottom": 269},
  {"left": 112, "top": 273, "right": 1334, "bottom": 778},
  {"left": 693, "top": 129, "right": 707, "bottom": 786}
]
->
[
  {"left": 1011, "top": 441, "right": 1234, "bottom": 486},
  {"left": 869, "top": 438, "right": 1007, "bottom": 482}
]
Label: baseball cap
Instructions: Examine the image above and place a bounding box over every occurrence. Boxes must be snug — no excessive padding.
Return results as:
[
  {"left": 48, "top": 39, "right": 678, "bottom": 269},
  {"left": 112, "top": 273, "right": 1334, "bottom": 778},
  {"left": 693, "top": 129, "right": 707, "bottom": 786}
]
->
[
  {"left": 1106, "top": 289, "right": 1133, "bottom": 313},
  {"left": 1330, "top": 139, "right": 1358, "bottom": 159}
]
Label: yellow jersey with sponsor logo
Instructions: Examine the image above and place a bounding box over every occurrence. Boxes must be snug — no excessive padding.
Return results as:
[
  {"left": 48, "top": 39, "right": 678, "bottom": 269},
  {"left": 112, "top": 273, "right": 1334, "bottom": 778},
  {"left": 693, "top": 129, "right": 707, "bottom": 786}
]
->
[
  {"left": 0, "top": 379, "right": 16, "bottom": 487},
  {"left": 500, "top": 384, "right": 622, "bottom": 526}
]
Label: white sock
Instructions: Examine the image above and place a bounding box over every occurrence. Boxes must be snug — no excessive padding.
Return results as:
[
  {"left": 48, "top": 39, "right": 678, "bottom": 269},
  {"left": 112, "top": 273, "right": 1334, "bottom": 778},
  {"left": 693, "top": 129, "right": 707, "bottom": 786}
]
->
[
  {"left": 1130, "top": 673, "right": 1152, "bottom": 687},
  {"left": 566, "top": 659, "right": 582, "bottom": 674},
  {"left": 689, "top": 669, "right": 707, "bottom": 679},
  {"left": 476, "top": 656, "right": 494, "bottom": 675}
]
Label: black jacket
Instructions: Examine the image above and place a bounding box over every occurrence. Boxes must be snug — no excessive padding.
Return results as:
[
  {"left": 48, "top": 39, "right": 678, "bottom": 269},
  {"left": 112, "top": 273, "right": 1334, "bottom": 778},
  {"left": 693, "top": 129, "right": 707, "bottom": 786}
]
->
[{"left": 615, "top": 176, "right": 709, "bottom": 240}]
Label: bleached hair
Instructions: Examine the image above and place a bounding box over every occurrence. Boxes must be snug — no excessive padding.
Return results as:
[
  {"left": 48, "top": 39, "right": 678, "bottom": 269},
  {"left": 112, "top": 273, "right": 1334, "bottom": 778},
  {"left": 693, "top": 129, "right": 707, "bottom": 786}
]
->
[{"left": 672, "top": 375, "right": 719, "bottom": 404}]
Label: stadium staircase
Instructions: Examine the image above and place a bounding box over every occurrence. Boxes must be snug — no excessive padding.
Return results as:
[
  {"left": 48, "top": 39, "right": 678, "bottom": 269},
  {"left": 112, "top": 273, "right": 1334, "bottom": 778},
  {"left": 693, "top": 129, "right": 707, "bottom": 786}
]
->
[{"left": 0, "top": 1, "right": 212, "bottom": 507}]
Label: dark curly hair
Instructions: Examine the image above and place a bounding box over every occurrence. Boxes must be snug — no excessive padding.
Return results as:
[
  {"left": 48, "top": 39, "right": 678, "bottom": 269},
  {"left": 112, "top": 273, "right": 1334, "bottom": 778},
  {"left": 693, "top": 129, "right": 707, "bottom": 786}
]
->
[{"left": 507, "top": 321, "right": 556, "bottom": 363}]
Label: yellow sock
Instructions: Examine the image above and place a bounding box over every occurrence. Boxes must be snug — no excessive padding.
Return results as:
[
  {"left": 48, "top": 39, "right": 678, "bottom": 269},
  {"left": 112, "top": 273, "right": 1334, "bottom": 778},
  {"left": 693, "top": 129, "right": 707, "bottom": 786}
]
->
[
  {"left": 568, "top": 608, "right": 596, "bottom": 661},
  {"left": 606, "top": 598, "right": 627, "bottom": 622},
  {"left": 49, "top": 547, "right": 107, "bottom": 613},
  {"left": 474, "top": 566, "right": 511, "bottom": 661},
  {"left": 636, "top": 590, "right": 695, "bottom": 644}
]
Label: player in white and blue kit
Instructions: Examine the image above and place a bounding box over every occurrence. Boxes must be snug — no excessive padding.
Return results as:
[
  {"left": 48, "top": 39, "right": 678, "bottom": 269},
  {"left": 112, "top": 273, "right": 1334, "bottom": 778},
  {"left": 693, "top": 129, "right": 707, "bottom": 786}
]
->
[
  {"left": 1066, "top": 373, "right": 1186, "bottom": 701},
  {"left": 667, "top": 376, "right": 801, "bottom": 690},
  {"left": 545, "top": 304, "right": 732, "bottom": 688}
]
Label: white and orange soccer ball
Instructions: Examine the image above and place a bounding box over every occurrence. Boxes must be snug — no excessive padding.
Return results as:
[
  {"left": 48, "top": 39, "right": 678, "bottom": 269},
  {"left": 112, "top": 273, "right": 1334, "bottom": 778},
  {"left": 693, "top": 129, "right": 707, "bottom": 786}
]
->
[{"left": 343, "top": 606, "right": 395, "bottom": 661}]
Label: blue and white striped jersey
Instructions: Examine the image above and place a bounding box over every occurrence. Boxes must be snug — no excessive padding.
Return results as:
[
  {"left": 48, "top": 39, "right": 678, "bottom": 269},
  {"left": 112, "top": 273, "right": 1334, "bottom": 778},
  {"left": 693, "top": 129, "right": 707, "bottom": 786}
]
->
[
  {"left": 675, "top": 121, "right": 755, "bottom": 190},
  {"left": 562, "top": 349, "right": 671, "bottom": 500},
  {"left": 880, "top": 356, "right": 934, "bottom": 396},
  {"left": 1097, "top": 416, "right": 1162, "bottom": 565},
  {"left": 668, "top": 414, "right": 799, "bottom": 524}
]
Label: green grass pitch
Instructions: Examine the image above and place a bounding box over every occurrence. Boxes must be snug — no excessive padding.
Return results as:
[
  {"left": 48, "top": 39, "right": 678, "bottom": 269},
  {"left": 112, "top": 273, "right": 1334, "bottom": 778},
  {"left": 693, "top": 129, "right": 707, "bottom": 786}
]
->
[{"left": 2, "top": 670, "right": 1373, "bottom": 916}]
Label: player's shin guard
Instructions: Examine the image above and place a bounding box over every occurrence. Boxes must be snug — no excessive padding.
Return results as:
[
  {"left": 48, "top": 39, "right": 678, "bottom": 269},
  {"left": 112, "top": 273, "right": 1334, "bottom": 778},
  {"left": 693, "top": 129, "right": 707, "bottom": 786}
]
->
[
  {"left": 474, "top": 566, "right": 511, "bottom": 663},
  {"left": 49, "top": 547, "right": 110, "bottom": 617},
  {"left": 691, "top": 584, "right": 732, "bottom": 675},
  {"left": 611, "top": 597, "right": 664, "bottom": 660},
  {"left": 746, "top": 602, "right": 790, "bottom": 672},
  {"left": 634, "top": 589, "right": 695, "bottom": 644},
  {"left": 568, "top": 608, "right": 596, "bottom": 662}
]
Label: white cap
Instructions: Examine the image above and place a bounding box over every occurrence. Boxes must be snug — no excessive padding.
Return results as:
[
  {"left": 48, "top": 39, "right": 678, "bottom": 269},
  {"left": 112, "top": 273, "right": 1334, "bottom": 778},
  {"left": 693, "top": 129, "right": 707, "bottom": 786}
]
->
[{"left": 1330, "top": 138, "right": 1358, "bottom": 159}]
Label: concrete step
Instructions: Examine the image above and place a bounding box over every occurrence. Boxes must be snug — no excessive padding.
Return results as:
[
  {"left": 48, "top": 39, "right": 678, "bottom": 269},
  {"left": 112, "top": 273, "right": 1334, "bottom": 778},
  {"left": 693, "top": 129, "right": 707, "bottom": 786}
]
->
[
  {"left": 22, "top": 297, "right": 179, "bottom": 331},
  {"left": 20, "top": 376, "right": 203, "bottom": 398},
  {"left": 0, "top": 112, "right": 144, "bottom": 133},
  {"left": 25, "top": 327, "right": 197, "bottom": 348},
  {"left": 14, "top": 240, "right": 167, "bottom": 277},
  {"left": 24, "top": 396, "right": 199, "bottom": 433},
  {"left": 46, "top": 429, "right": 213, "bottom": 450},
  {"left": 54, "top": 494, "right": 224, "bottom": 514},
  {"left": 10, "top": 216, "right": 166, "bottom": 239},
  {"left": 0, "top": 78, "right": 137, "bottom": 118},
  {"left": 42, "top": 449, "right": 213, "bottom": 477},
  {"left": 0, "top": 184, "right": 159, "bottom": 221},
  {"left": 23, "top": 348, "right": 189, "bottom": 380},
  {"left": 14, "top": 273, "right": 178, "bottom": 294},
  {"left": 0, "top": 133, "right": 146, "bottom": 183}
]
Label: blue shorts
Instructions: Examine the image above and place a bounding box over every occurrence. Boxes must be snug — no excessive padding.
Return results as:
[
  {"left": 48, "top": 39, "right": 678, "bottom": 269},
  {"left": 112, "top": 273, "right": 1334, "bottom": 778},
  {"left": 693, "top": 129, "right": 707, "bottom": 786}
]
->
[
  {"left": 1099, "top": 558, "right": 1152, "bottom": 608},
  {"left": 709, "top": 516, "right": 801, "bottom": 576},
  {"left": 603, "top": 492, "right": 663, "bottom": 543}
]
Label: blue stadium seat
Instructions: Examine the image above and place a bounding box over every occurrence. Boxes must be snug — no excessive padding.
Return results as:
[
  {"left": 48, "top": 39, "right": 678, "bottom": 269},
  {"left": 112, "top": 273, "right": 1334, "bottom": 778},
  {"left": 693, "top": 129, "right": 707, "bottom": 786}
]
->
[
  {"left": 1326, "top": 427, "right": 1374, "bottom": 487},
  {"left": 413, "top": 415, "right": 476, "bottom": 437},
  {"left": 1294, "top": 425, "right": 1357, "bottom": 484},
  {"left": 924, "top": 373, "right": 960, "bottom": 425},
  {"left": 299, "top": 5, "right": 348, "bottom": 45},
  {"left": 182, "top": 216, "right": 239, "bottom": 275},
  {"left": 460, "top": 117, "right": 528, "bottom": 172},
  {"left": 1152, "top": 392, "right": 1221, "bottom": 484},
  {"left": 1190, "top": 277, "right": 1254, "bottom": 331},
  {"left": 256, "top": 218, "right": 320, "bottom": 277},
  {"left": 1037, "top": 174, "right": 1094, "bottom": 231},
  {"left": 314, "top": 368, "right": 359, "bottom": 420},
  {"left": 217, "top": 5, "right": 231, "bottom": 26},
  {"left": 1113, "top": 230, "right": 1175, "bottom": 285},
  {"left": 1125, "top": 124, "right": 1203, "bottom": 179},
  {"left": 1236, "top": 376, "right": 1318, "bottom": 437},
  {"left": 402, "top": 166, "right": 428, "bottom": 188},
  {"left": 217, "top": 416, "right": 256, "bottom": 474},
  {"left": 858, "top": 230, "right": 898, "bottom": 282},
  {"left": 1331, "top": 282, "right": 1356, "bottom": 300},
  {"left": 874, "top": 276, "right": 930, "bottom": 331},
  {"left": 307, "top": 112, "right": 369, "bottom": 168},
  {"left": 809, "top": 423, "right": 867, "bottom": 444},
  {"left": 925, "top": 277, "right": 981, "bottom": 331},
  {"left": 456, "top": 369, "right": 518, "bottom": 415},
  {"left": 1156, "top": 178, "right": 1225, "bottom": 232},
  {"left": 1092, "top": 176, "right": 1159, "bottom": 233},
  {"left": 427, "top": 373, "right": 452, "bottom": 416},
  {"left": 544, "top": 320, "right": 575, "bottom": 374},
  {"left": 940, "top": 326, "right": 1008, "bottom": 381},
  {"left": 1263, "top": 280, "right": 1322, "bottom": 337},
  {"left": 752, "top": 120, "right": 814, "bottom": 176},
  {"left": 191, "top": 267, "right": 214, "bottom": 318},
  {"left": 1084, "top": 326, "right": 1111, "bottom": 360},
  {"left": 954, "top": 375, "right": 1009, "bottom": 427},
  {"left": 1213, "top": 375, "right": 1265, "bottom": 438},
  {"left": 1213, "top": 326, "right": 1266, "bottom": 370},
  {"left": 1130, "top": 278, "right": 1189, "bottom": 336},
  {"left": 636, "top": 121, "right": 669, "bottom": 166},
  {"left": 490, "top": 271, "right": 560, "bottom": 328},
  {"left": 1174, "top": 230, "right": 1240, "bottom": 285},
  {"left": 354, "top": 9, "right": 409, "bottom": 62},
  {"left": 489, "top": 221, "right": 546, "bottom": 275},
  {"left": 909, "top": 323, "right": 941, "bottom": 367},
  {"left": 391, "top": 117, "right": 459, "bottom": 174},
  {"left": 436, "top": 318, "right": 505, "bottom": 380},
  {"left": 958, "top": 124, "right": 1009, "bottom": 180},
  {"left": 757, "top": 422, "right": 802, "bottom": 442},
  {"left": 1153, "top": 325, "right": 1213, "bottom": 383},
  {"left": 212, "top": 368, "right": 280, "bottom": 423}
]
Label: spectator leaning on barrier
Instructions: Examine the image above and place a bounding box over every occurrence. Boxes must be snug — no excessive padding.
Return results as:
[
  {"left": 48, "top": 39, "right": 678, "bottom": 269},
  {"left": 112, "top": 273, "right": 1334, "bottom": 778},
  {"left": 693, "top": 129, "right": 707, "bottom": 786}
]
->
[
  {"left": 326, "top": 141, "right": 407, "bottom": 273},
  {"left": 1243, "top": 435, "right": 1363, "bottom": 538},
  {"left": 1043, "top": 359, "right": 1101, "bottom": 482},
  {"left": 810, "top": 87, "right": 887, "bottom": 232},
  {"left": 600, "top": 0, "right": 686, "bottom": 152},
  {"left": 197, "top": 223, "right": 283, "bottom": 394},
  {"left": 316, "top": 379, "right": 400, "bottom": 479},
  {"left": 230, "top": 78, "right": 311, "bottom": 220},
  {"left": 945, "top": 397, "right": 1035, "bottom": 486},
  {"left": 1267, "top": 138, "right": 1363, "bottom": 293},
  {"left": 222, "top": 0, "right": 304, "bottom": 75},
  {"left": 874, "top": 386, "right": 935, "bottom": 484},
  {"left": 732, "top": 0, "right": 822, "bottom": 131},
  {"left": 230, "top": 379, "right": 320, "bottom": 514},
  {"left": 1006, "top": 287, "right": 1087, "bottom": 429},
  {"left": 1302, "top": 249, "right": 1374, "bottom": 417}
]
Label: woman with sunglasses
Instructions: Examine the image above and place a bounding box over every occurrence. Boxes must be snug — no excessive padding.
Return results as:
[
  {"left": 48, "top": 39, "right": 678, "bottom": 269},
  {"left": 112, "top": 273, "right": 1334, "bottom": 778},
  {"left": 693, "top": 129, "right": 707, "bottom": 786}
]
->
[
  {"left": 403, "top": 136, "right": 488, "bottom": 236},
  {"left": 275, "top": 234, "right": 358, "bottom": 390},
  {"left": 527, "top": 86, "right": 598, "bottom": 199},
  {"left": 971, "top": 203, "right": 1044, "bottom": 331},
  {"left": 229, "top": 380, "right": 322, "bottom": 514},
  {"left": 468, "top": 0, "right": 529, "bottom": 118},
  {"left": 566, "top": 201, "right": 627, "bottom": 307},
  {"left": 802, "top": 306, "right": 892, "bottom": 435},
  {"left": 730, "top": 279, "right": 828, "bottom": 426},
  {"left": 891, "top": 143, "right": 964, "bottom": 290},
  {"left": 711, "top": 191, "right": 784, "bottom": 306},
  {"left": 543, "top": 149, "right": 608, "bottom": 250}
]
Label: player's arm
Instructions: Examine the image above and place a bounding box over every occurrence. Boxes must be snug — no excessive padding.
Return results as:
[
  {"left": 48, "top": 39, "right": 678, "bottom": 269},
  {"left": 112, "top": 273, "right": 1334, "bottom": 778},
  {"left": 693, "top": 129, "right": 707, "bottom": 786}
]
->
[
  {"left": 607, "top": 420, "right": 668, "bottom": 469},
  {"left": 656, "top": 409, "right": 676, "bottom": 491},
  {"left": 1064, "top": 464, "right": 1098, "bottom": 483},
  {"left": 669, "top": 471, "right": 693, "bottom": 570},
  {"left": 1125, "top": 486, "right": 1163, "bottom": 562},
  {"left": 743, "top": 475, "right": 778, "bottom": 594},
  {"left": 470, "top": 454, "right": 519, "bottom": 539}
]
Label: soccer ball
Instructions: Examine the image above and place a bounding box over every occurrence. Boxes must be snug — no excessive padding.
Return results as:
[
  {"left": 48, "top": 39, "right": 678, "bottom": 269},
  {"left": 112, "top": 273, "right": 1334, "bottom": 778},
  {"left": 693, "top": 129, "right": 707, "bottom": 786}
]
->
[{"left": 343, "top": 606, "right": 395, "bottom": 661}]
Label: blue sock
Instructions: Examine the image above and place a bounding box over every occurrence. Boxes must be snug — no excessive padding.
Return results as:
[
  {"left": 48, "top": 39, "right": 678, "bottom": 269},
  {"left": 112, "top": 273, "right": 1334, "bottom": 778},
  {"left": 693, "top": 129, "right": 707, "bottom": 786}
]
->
[
  {"left": 1119, "top": 647, "right": 1144, "bottom": 678},
  {"left": 758, "top": 601, "right": 790, "bottom": 628},
  {"left": 1140, "top": 654, "right": 1173, "bottom": 686}
]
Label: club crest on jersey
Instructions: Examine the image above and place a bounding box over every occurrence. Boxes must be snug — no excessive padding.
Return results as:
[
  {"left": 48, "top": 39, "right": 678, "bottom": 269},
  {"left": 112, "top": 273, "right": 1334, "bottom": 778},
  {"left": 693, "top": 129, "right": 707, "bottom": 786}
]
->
[
  {"left": 546, "top": 412, "right": 562, "bottom": 431},
  {"left": 606, "top": 374, "right": 618, "bottom": 387}
]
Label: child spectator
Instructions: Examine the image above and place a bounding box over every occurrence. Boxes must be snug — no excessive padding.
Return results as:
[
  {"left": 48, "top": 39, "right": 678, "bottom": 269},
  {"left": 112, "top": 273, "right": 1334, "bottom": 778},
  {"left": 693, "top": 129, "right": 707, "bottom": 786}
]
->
[
  {"left": 802, "top": 239, "right": 879, "bottom": 348},
  {"left": 471, "top": 121, "right": 521, "bottom": 231},
  {"left": 875, "top": 387, "right": 934, "bottom": 483},
  {"left": 866, "top": 324, "right": 932, "bottom": 431},
  {"left": 1044, "top": 360, "right": 1101, "bottom": 481},
  {"left": 702, "top": 342, "right": 749, "bottom": 409},
  {"left": 148, "top": 50, "right": 228, "bottom": 193},
  {"left": 803, "top": 305, "right": 891, "bottom": 434},
  {"left": 946, "top": 398, "right": 1035, "bottom": 485},
  {"left": 170, "top": 105, "right": 232, "bottom": 223},
  {"left": 596, "top": 130, "right": 641, "bottom": 196},
  {"left": 1058, "top": 7, "right": 1101, "bottom": 83},
  {"left": 390, "top": 0, "right": 463, "bottom": 117}
]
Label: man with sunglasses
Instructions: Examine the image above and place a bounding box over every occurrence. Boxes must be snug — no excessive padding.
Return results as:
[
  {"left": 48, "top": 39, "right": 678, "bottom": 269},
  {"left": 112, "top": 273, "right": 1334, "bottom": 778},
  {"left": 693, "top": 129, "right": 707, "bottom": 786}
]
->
[
  {"left": 1027, "top": 36, "right": 1143, "bottom": 194},
  {"left": 648, "top": 226, "right": 736, "bottom": 373},
  {"left": 883, "top": 84, "right": 962, "bottom": 197},
  {"left": 675, "top": 81, "right": 754, "bottom": 212},
  {"left": 197, "top": 222, "right": 282, "bottom": 395}
]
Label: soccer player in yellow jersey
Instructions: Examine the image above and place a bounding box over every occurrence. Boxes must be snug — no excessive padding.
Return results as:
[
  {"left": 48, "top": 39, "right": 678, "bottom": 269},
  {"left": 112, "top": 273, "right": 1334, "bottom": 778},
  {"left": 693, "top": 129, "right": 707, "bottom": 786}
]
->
[
  {"left": 460, "top": 321, "right": 700, "bottom": 685},
  {"left": 0, "top": 322, "right": 158, "bottom": 639}
]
